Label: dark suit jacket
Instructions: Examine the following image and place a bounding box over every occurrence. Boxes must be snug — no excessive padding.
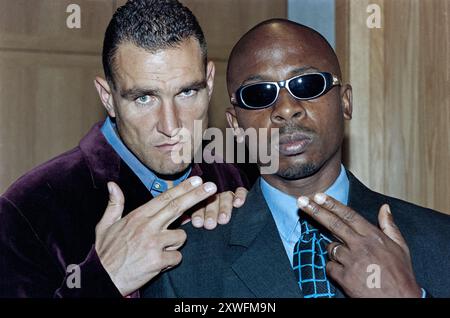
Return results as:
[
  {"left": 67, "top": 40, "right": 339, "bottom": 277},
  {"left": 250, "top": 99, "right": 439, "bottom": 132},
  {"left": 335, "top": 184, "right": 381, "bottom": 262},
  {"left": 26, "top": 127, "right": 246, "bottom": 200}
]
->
[
  {"left": 144, "top": 171, "right": 450, "bottom": 298},
  {"left": 0, "top": 122, "right": 249, "bottom": 298}
]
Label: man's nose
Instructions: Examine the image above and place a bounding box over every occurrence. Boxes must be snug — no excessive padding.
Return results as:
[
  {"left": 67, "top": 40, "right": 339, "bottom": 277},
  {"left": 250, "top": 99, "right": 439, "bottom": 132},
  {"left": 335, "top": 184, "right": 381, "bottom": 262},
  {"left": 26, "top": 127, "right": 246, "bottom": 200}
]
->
[
  {"left": 270, "top": 89, "right": 306, "bottom": 124},
  {"left": 156, "top": 100, "right": 181, "bottom": 137}
]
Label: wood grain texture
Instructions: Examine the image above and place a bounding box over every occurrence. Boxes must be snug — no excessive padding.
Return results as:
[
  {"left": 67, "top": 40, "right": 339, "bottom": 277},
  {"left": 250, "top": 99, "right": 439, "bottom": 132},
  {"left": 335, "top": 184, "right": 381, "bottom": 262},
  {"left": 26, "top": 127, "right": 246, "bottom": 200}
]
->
[
  {"left": 0, "top": 0, "right": 115, "bottom": 54},
  {"left": 0, "top": 0, "right": 110, "bottom": 193},
  {"left": 0, "top": 51, "right": 106, "bottom": 192},
  {"left": 335, "top": 0, "right": 450, "bottom": 214},
  {"left": 417, "top": 0, "right": 450, "bottom": 214}
]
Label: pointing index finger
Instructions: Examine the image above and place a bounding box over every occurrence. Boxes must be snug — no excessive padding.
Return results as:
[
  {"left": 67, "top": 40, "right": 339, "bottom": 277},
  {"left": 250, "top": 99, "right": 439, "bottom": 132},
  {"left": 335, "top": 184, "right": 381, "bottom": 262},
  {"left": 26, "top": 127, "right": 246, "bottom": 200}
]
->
[
  {"left": 297, "top": 196, "right": 356, "bottom": 244},
  {"left": 156, "top": 181, "right": 218, "bottom": 230},
  {"left": 313, "top": 193, "right": 373, "bottom": 235},
  {"left": 140, "top": 176, "right": 203, "bottom": 218}
]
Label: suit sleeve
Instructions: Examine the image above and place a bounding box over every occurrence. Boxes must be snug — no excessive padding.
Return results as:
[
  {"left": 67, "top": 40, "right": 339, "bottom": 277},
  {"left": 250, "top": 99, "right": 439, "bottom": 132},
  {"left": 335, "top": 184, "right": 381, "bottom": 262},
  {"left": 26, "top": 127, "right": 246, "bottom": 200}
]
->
[{"left": 0, "top": 197, "right": 122, "bottom": 298}]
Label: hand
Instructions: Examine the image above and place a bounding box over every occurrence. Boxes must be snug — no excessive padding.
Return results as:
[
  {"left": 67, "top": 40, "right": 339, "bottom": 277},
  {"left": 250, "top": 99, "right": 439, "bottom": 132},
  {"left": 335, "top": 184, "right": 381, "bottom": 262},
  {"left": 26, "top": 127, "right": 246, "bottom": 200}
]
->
[
  {"left": 183, "top": 187, "right": 248, "bottom": 230},
  {"left": 95, "top": 176, "right": 217, "bottom": 296},
  {"left": 297, "top": 193, "right": 422, "bottom": 298}
]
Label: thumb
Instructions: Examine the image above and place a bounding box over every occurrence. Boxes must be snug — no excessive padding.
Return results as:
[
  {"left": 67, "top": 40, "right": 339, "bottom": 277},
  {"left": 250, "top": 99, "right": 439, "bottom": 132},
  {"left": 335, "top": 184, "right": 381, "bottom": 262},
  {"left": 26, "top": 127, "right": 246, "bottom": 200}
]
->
[
  {"left": 378, "top": 204, "right": 409, "bottom": 253},
  {"left": 233, "top": 187, "right": 248, "bottom": 208},
  {"left": 96, "top": 182, "right": 125, "bottom": 234}
]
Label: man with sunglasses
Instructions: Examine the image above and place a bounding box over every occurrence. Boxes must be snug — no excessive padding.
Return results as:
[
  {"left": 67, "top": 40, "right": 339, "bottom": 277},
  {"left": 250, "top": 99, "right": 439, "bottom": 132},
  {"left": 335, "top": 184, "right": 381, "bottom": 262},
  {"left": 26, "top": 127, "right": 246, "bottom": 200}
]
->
[{"left": 144, "top": 19, "right": 450, "bottom": 298}]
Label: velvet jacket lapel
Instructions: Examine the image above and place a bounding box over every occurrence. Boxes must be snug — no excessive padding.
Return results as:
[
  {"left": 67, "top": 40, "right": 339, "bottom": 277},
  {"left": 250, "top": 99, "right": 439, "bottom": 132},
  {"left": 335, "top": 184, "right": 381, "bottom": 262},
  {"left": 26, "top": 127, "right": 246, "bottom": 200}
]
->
[{"left": 78, "top": 122, "right": 207, "bottom": 217}]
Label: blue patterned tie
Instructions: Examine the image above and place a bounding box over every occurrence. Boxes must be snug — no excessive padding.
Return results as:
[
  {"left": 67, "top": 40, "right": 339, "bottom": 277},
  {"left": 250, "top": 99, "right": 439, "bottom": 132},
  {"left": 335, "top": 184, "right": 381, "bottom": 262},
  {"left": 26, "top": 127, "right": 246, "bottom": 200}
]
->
[{"left": 293, "top": 219, "right": 335, "bottom": 298}]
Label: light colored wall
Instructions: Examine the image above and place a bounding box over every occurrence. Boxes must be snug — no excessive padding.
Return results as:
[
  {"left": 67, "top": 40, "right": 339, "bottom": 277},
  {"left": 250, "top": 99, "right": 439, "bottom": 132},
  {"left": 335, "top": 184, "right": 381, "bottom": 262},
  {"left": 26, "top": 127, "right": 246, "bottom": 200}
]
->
[
  {"left": 336, "top": 0, "right": 450, "bottom": 214},
  {"left": 288, "top": 0, "right": 335, "bottom": 48}
]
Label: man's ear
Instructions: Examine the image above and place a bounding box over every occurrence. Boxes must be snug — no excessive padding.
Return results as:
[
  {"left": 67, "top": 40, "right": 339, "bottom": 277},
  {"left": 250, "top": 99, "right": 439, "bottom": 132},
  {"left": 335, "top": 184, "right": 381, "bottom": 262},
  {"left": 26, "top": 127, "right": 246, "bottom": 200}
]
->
[
  {"left": 206, "top": 60, "right": 216, "bottom": 101},
  {"left": 94, "top": 76, "right": 116, "bottom": 117},
  {"left": 226, "top": 106, "right": 244, "bottom": 143},
  {"left": 225, "top": 106, "right": 238, "bottom": 129},
  {"left": 341, "top": 84, "right": 353, "bottom": 120}
]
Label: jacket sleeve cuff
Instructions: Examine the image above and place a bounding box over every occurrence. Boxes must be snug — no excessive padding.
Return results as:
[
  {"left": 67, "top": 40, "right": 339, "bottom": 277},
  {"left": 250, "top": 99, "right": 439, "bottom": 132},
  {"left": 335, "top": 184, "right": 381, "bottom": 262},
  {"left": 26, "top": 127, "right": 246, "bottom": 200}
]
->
[{"left": 54, "top": 245, "right": 123, "bottom": 298}]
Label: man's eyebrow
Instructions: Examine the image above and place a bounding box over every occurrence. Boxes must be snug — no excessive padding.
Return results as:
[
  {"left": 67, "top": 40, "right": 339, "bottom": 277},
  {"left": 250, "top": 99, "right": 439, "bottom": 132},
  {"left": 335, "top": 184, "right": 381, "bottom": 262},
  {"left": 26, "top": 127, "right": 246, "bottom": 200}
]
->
[
  {"left": 239, "top": 66, "right": 320, "bottom": 86},
  {"left": 120, "top": 87, "right": 160, "bottom": 100},
  {"left": 240, "top": 75, "right": 266, "bottom": 86},
  {"left": 119, "top": 80, "right": 207, "bottom": 100},
  {"left": 288, "top": 66, "right": 320, "bottom": 76},
  {"left": 178, "top": 79, "right": 207, "bottom": 92}
]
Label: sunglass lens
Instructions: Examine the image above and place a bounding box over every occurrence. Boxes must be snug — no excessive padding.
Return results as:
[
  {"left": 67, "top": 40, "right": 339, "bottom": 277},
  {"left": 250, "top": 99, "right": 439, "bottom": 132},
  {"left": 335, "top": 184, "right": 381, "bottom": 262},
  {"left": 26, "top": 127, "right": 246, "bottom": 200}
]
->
[
  {"left": 289, "top": 74, "right": 326, "bottom": 99},
  {"left": 241, "top": 83, "right": 278, "bottom": 108}
]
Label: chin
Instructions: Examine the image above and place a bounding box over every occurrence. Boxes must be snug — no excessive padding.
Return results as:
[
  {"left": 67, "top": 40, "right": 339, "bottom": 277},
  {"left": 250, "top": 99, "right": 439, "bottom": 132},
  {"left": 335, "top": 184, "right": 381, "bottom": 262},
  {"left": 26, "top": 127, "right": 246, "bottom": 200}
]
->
[
  {"left": 276, "top": 161, "right": 319, "bottom": 180},
  {"left": 152, "top": 161, "right": 191, "bottom": 176}
]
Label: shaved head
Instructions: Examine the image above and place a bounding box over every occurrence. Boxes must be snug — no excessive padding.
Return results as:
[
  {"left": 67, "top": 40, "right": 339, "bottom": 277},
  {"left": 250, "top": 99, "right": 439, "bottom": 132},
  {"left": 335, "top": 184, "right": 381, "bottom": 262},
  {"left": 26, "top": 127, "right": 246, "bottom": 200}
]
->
[
  {"left": 225, "top": 18, "right": 352, "bottom": 195},
  {"left": 227, "top": 19, "right": 341, "bottom": 94}
]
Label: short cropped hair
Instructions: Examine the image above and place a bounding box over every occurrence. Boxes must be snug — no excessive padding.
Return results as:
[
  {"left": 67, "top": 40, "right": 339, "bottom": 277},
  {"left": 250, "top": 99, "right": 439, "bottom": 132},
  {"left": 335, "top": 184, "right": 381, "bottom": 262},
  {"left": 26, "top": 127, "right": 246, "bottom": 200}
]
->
[{"left": 102, "top": 0, "right": 207, "bottom": 88}]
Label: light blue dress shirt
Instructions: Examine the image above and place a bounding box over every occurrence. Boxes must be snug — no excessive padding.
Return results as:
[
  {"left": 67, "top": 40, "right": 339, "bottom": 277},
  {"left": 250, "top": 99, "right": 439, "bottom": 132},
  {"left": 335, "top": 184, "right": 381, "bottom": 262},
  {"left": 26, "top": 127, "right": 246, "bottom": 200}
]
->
[
  {"left": 260, "top": 164, "right": 349, "bottom": 266},
  {"left": 260, "top": 165, "right": 427, "bottom": 297},
  {"left": 101, "top": 117, "right": 191, "bottom": 197}
]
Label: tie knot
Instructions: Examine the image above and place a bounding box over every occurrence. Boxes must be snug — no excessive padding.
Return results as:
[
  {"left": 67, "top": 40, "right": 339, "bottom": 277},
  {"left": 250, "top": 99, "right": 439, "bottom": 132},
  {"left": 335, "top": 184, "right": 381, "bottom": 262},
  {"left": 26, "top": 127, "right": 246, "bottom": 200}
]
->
[{"left": 300, "top": 220, "right": 318, "bottom": 240}]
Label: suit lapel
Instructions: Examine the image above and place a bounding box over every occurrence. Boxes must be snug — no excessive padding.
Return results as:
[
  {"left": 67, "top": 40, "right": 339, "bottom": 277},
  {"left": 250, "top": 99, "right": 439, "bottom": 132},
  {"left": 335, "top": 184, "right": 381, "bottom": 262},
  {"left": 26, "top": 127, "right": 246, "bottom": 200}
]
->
[
  {"left": 118, "top": 162, "right": 153, "bottom": 216},
  {"left": 321, "top": 170, "right": 382, "bottom": 298},
  {"left": 346, "top": 170, "right": 381, "bottom": 225},
  {"left": 322, "top": 170, "right": 385, "bottom": 298},
  {"left": 229, "top": 181, "right": 303, "bottom": 298}
]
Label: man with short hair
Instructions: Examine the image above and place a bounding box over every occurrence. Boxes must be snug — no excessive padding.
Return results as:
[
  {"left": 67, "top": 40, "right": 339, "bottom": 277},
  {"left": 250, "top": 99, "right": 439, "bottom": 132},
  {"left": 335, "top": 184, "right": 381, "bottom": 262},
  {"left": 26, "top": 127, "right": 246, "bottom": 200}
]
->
[
  {"left": 0, "top": 0, "right": 249, "bottom": 297},
  {"left": 144, "top": 19, "right": 450, "bottom": 298}
]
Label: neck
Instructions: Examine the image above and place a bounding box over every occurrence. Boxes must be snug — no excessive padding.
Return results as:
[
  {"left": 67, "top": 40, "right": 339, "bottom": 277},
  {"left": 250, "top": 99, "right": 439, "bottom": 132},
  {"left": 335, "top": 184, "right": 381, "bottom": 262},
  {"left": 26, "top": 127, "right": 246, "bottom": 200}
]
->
[{"left": 261, "top": 151, "right": 342, "bottom": 198}]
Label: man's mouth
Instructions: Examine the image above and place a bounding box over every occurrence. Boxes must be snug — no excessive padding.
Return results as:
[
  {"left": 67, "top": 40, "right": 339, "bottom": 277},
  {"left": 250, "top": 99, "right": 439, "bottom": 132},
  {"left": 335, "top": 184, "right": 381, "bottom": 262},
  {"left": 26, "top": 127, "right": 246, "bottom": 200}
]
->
[
  {"left": 275, "top": 133, "right": 312, "bottom": 156},
  {"left": 154, "top": 141, "right": 182, "bottom": 152}
]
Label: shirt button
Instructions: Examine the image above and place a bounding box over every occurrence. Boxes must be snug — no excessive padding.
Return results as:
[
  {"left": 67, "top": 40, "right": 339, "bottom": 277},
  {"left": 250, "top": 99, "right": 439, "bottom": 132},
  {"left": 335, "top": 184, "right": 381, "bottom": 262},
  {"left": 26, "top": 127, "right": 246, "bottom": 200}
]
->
[{"left": 154, "top": 183, "right": 161, "bottom": 189}]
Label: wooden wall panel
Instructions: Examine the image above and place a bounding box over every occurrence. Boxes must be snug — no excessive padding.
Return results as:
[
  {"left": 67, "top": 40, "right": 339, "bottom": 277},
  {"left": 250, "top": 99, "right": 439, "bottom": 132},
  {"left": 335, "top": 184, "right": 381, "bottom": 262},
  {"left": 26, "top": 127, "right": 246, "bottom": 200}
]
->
[
  {"left": 417, "top": 0, "right": 450, "bottom": 213},
  {"left": 0, "top": 0, "right": 114, "bottom": 53},
  {"left": 0, "top": 0, "right": 112, "bottom": 193},
  {"left": 0, "top": 52, "right": 105, "bottom": 191},
  {"left": 335, "top": 0, "right": 450, "bottom": 214}
]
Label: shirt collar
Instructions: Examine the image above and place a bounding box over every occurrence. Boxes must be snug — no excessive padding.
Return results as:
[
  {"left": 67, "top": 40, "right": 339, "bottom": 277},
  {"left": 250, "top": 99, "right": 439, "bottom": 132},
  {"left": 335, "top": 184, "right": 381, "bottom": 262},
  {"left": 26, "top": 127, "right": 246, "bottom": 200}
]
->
[
  {"left": 100, "top": 117, "right": 191, "bottom": 196},
  {"left": 260, "top": 164, "right": 349, "bottom": 240}
]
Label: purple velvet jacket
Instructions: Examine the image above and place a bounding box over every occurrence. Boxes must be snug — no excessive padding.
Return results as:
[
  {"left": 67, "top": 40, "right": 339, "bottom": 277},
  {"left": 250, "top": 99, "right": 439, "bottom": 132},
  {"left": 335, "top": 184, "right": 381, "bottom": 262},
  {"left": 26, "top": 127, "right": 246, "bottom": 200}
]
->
[{"left": 0, "top": 122, "right": 249, "bottom": 298}]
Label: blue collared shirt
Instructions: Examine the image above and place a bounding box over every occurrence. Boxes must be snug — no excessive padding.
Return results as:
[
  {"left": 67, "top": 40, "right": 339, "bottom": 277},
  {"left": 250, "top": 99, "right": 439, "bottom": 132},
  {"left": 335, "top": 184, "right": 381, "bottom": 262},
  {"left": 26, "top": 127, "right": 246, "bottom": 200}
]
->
[
  {"left": 101, "top": 117, "right": 191, "bottom": 197},
  {"left": 261, "top": 164, "right": 349, "bottom": 266},
  {"left": 260, "top": 165, "right": 428, "bottom": 297}
]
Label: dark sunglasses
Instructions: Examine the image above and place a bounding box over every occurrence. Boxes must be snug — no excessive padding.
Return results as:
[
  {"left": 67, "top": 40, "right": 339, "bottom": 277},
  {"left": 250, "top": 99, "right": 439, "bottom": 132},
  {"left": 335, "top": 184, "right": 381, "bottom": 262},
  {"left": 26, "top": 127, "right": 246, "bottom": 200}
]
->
[{"left": 233, "top": 72, "right": 341, "bottom": 110}]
